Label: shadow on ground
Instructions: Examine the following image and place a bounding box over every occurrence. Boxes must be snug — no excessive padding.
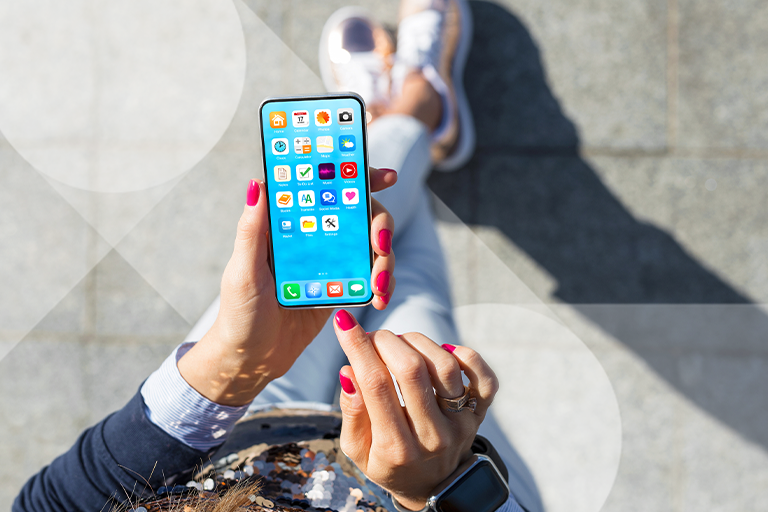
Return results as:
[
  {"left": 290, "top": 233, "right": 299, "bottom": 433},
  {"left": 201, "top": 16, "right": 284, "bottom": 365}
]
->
[{"left": 428, "top": 0, "right": 768, "bottom": 452}]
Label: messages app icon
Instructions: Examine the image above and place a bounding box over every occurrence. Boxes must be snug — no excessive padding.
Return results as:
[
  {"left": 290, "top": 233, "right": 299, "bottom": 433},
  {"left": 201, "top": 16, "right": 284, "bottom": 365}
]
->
[{"left": 348, "top": 280, "right": 366, "bottom": 297}]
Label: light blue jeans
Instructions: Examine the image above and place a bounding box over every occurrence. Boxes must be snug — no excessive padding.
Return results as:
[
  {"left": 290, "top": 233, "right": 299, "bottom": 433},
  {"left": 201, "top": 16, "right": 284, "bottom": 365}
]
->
[{"left": 186, "top": 115, "right": 544, "bottom": 512}]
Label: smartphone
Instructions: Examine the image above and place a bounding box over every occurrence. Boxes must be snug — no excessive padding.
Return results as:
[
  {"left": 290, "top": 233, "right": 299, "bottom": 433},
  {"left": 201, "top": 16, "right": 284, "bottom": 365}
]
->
[{"left": 259, "top": 93, "right": 373, "bottom": 309}]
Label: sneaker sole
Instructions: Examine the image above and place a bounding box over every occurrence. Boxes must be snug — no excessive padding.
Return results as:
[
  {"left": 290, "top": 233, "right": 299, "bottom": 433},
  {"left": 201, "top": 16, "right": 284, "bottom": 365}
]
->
[{"left": 434, "top": 0, "right": 475, "bottom": 172}]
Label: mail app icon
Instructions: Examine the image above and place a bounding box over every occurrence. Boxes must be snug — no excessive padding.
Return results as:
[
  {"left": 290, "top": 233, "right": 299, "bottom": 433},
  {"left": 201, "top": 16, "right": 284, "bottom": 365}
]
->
[{"left": 327, "top": 281, "right": 343, "bottom": 297}]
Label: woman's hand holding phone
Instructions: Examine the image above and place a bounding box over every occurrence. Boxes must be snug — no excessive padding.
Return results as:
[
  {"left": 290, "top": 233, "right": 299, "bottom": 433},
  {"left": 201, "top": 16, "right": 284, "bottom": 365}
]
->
[
  {"left": 333, "top": 311, "right": 500, "bottom": 511},
  {"left": 177, "top": 167, "right": 397, "bottom": 407}
]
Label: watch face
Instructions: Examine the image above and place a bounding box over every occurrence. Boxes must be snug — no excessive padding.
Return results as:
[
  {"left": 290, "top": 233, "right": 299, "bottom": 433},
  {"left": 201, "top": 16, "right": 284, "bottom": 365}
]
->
[{"left": 435, "top": 461, "right": 509, "bottom": 512}]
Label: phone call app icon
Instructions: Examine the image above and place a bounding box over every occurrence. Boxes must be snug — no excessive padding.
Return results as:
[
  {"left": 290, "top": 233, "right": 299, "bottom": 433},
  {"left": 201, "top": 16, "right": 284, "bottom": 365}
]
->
[
  {"left": 274, "top": 165, "right": 290, "bottom": 182},
  {"left": 300, "top": 216, "right": 317, "bottom": 232},
  {"left": 292, "top": 110, "right": 310, "bottom": 127},
  {"left": 320, "top": 189, "right": 337, "bottom": 206},
  {"left": 275, "top": 191, "right": 293, "bottom": 208},
  {"left": 272, "top": 138, "right": 289, "bottom": 155},
  {"left": 298, "top": 190, "right": 315, "bottom": 208},
  {"left": 316, "top": 135, "right": 334, "bottom": 153},
  {"left": 340, "top": 162, "right": 357, "bottom": 179},
  {"left": 327, "top": 281, "right": 343, "bottom": 297},
  {"left": 294, "top": 137, "right": 311, "bottom": 154},
  {"left": 342, "top": 188, "right": 359, "bottom": 205},
  {"left": 296, "top": 164, "right": 313, "bottom": 181},
  {"left": 283, "top": 283, "right": 301, "bottom": 300},
  {"left": 269, "top": 111, "right": 287, "bottom": 129},
  {"left": 319, "top": 163, "right": 335, "bottom": 180},
  {"left": 315, "top": 109, "right": 332, "bottom": 126}
]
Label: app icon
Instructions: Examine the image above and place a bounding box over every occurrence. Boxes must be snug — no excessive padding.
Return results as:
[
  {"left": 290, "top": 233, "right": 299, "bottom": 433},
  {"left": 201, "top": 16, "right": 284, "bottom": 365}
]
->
[
  {"left": 292, "top": 110, "right": 310, "bottom": 127},
  {"left": 275, "top": 191, "right": 293, "bottom": 208},
  {"left": 327, "top": 281, "right": 343, "bottom": 297},
  {"left": 338, "top": 108, "right": 354, "bottom": 124},
  {"left": 298, "top": 190, "right": 315, "bottom": 208},
  {"left": 300, "top": 216, "right": 317, "bottom": 232},
  {"left": 274, "top": 165, "right": 290, "bottom": 182},
  {"left": 339, "top": 135, "right": 356, "bottom": 151},
  {"left": 294, "top": 136, "right": 312, "bottom": 154},
  {"left": 340, "top": 162, "right": 357, "bottom": 179},
  {"left": 283, "top": 283, "right": 300, "bottom": 300},
  {"left": 322, "top": 215, "right": 339, "bottom": 231},
  {"left": 278, "top": 217, "right": 294, "bottom": 233},
  {"left": 305, "top": 282, "right": 322, "bottom": 298},
  {"left": 269, "top": 111, "right": 287, "bottom": 129},
  {"left": 342, "top": 188, "right": 359, "bottom": 205},
  {"left": 348, "top": 280, "right": 366, "bottom": 297},
  {"left": 296, "top": 164, "right": 313, "bottom": 181},
  {"left": 316, "top": 135, "right": 334, "bottom": 153},
  {"left": 315, "top": 109, "right": 332, "bottom": 126},
  {"left": 319, "top": 163, "right": 336, "bottom": 180},
  {"left": 272, "top": 138, "right": 289, "bottom": 155},
  {"left": 320, "top": 189, "right": 337, "bottom": 205}
]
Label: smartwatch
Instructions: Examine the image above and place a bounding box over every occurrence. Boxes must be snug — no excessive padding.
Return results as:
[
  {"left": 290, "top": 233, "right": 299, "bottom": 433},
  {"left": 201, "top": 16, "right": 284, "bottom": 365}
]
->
[{"left": 391, "top": 435, "right": 511, "bottom": 512}]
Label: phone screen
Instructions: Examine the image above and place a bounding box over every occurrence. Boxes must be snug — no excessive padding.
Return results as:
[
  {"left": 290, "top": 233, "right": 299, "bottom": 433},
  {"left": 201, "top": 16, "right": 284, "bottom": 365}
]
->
[{"left": 259, "top": 94, "right": 373, "bottom": 308}]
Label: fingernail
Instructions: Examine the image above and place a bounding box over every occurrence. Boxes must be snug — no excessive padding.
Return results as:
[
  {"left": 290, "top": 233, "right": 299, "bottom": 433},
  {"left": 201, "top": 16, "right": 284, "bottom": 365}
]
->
[
  {"left": 246, "top": 179, "right": 260, "bottom": 206},
  {"left": 335, "top": 309, "right": 356, "bottom": 331},
  {"left": 379, "top": 229, "right": 392, "bottom": 255},
  {"left": 379, "top": 168, "right": 397, "bottom": 174},
  {"left": 441, "top": 344, "right": 456, "bottom": 353},
  {"left": 375, "top": 270, "right": 390, "bottom": 293},
  {"left": 339, "top": 371, "right": 356, "bottom": 394},
  {"left": 381, "top": 292, "right": 390, "bottom": 305}
]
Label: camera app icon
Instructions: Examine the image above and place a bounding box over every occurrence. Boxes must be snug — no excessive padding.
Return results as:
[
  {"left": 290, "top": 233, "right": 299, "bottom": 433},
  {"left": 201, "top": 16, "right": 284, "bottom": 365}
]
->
[{"left": 338, "top": 108, "right": 354, "bottom": 125}]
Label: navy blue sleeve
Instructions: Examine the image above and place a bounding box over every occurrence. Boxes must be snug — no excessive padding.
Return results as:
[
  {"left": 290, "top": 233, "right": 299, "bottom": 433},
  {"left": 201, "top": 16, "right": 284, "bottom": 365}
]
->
[{"left": 13, "top": 391, "right": 218, "bottom": 512}]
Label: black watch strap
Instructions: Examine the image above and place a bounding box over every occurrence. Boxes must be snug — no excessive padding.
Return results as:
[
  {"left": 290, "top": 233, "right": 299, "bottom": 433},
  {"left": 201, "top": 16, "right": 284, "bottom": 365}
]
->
[{"left": 471, "top": 435, "right": 509, "bottom": 482}]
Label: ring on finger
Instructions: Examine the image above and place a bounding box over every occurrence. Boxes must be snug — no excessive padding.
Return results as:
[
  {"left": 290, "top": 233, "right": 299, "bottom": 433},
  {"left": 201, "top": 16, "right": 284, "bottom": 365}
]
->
[{"left": 436, "top": 386, "right": 477, "bottom": 413}]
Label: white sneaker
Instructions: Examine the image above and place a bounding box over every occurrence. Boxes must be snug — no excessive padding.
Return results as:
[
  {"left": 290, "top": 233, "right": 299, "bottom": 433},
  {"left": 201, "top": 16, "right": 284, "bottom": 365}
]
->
[
  {"left": 392, "top": 0, "right": 475, "bottom": 171},
  {"left": 319, "top": 7, "right": 395, "bottom": 114}
]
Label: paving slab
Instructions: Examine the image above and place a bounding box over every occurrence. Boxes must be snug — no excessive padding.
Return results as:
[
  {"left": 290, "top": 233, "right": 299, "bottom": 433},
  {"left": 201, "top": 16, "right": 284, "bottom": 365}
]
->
[
  {"left": 482, "top": 0, "right": 668, "bottom": 150},
  {"left": 677, "top": 0, "right": 768, "bottom": 150}
]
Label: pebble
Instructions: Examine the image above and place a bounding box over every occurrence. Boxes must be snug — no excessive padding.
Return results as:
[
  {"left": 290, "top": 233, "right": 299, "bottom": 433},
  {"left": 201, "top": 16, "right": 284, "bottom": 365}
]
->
[
  {"left": 223, "top": 469, "right": 235, "bottom": 480},
  {"left": 131, "top": 508, "right": 147, "bottom": 512},
  {"left": 186, "top": 481, "right": 203, "bottom": 491},
  {"left": 203, "top": 478, "right": 215, "bottom": 491},
  {"left": 243, "top": 465, "right": 254, "bottom": 476},
  {"left": 226, "top": 453, "right": 240, "bottom": 464}
]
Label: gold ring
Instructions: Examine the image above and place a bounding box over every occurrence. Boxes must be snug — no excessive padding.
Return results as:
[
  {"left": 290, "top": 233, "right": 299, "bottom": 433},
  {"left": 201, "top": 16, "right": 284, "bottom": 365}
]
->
[{"left": 436, "top": 386, "right": 477, "bottom": 413}]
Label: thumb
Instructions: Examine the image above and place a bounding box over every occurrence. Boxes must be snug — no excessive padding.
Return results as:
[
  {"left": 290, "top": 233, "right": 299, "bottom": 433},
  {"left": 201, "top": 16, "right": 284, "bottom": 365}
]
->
[{"left": 338, "top": 366, "right": 372, "bottom": 467}]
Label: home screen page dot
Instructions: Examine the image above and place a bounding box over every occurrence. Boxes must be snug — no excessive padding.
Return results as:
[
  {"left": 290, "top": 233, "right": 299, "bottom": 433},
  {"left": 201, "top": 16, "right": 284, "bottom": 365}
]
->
[{"left": 262, "top": 98, "right": 371, "bottom": 307}]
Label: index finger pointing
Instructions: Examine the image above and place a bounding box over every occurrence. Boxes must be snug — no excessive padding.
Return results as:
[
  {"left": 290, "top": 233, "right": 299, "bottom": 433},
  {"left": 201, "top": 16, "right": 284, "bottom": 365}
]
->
[{"left": 333, "top": 310, "right": 409, "bottom": 442}]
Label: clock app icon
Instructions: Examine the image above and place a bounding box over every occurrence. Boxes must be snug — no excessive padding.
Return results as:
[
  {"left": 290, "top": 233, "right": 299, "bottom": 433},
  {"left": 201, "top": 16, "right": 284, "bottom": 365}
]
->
[{"left": 272, "top": 138, "right": 289, "bottom": 155}]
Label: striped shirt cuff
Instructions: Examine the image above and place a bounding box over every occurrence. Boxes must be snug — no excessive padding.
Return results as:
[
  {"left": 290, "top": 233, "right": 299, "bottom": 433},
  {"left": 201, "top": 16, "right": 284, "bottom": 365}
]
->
[
  {"left": 140, "top": 342, "right": 249, "bottom": 451},
  {"left": 497, "top": 496, "right": 527, "bottom": 512}
]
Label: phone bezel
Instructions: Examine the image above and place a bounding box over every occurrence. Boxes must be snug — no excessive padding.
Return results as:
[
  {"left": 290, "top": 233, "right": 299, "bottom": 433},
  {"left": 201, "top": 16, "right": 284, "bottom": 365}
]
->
[{"left": 258, "top": 92, "right": 374, "bottom": 309}]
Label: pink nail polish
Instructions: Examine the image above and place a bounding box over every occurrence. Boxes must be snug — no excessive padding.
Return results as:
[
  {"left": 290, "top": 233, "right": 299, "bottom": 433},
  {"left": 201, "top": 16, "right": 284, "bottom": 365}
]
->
[
  {"left": 379, "top": 229, "right": 392, "bottom": 255},
  {"left": 339, "top": 371, "right": 356, "bottom": 394},
  {"left": 441, "top": 344, "right": 456, "bottom": 353},
  {"left": 375, "top": 271, "right": 390, "bottom": 293},
  {"left": 246, "top": 179, "right": 260, "bottom": 206},
  {"left": 335, "top": 309, "right": 356, "bottom": 331},
  {"left": 381, "top": 292, "right": 390, "bottom": 305}
]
